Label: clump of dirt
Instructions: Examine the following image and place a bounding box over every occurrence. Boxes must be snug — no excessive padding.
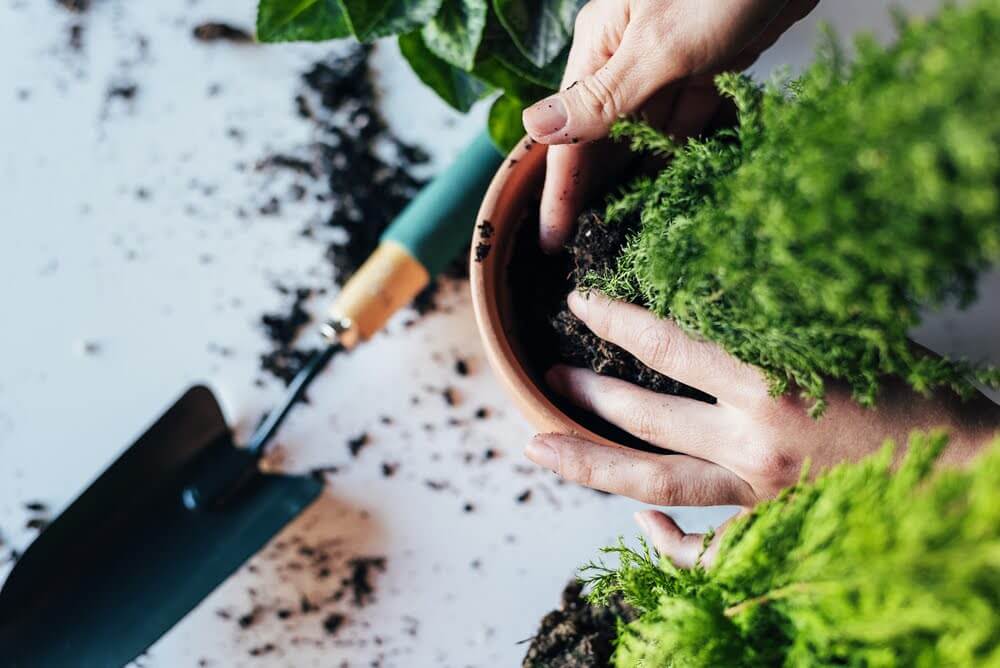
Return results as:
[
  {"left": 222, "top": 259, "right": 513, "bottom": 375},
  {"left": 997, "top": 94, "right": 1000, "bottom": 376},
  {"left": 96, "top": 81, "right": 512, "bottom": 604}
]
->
[
  {"left": 255, "top": 46, "right": 464, "bottom": 384},
  {"left": 56, "top": 0, "right": 90, "bottom": 12},
  {"left": 522, "top": 581, "right": 634, "bottom": 668},
  {"left": 192, "top": 22, "right": 253, "bottom": 43},
  {"left": 510, "top": 209, "right": 712, "bottom": 447},
  {"left": 258, "top": 286, "right": 317, "bottom": 385}
]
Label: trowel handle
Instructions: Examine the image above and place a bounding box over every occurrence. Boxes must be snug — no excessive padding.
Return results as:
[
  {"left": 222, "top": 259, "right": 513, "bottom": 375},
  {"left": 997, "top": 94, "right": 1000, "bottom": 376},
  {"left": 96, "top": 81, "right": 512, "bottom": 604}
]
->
[{"left": 324, "top": 131, "right": 503, "bottom": 348}]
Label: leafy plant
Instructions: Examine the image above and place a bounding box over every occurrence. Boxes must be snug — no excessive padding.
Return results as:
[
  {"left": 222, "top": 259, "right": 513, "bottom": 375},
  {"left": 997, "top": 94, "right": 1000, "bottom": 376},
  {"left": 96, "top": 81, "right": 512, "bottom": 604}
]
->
[
  {"left": 584, "top": 431, "right": 1000, "bottom": 666},
  {"left": 593, "top": 0, "right": 1000, "bottom": 415},
  {"left": 255, "top": 0, "right": 586, "bottom": 151}
]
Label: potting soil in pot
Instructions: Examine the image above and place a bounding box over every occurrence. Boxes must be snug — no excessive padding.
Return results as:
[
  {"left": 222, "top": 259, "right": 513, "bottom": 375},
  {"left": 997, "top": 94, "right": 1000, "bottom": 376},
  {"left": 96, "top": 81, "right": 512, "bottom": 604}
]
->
[{"left": 510, "top": 209, "right": 713, "bottom": 447}]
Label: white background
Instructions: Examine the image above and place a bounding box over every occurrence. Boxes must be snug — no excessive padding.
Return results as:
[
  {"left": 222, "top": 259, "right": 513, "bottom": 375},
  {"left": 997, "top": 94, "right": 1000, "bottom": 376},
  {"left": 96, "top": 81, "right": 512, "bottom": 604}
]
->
[{"left": 0, "top": 0, "right": 995, "bottom": 666}]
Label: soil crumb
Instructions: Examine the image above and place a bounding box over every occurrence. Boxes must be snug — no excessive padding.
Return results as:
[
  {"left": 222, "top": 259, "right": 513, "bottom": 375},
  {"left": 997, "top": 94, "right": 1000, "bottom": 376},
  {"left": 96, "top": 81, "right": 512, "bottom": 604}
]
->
[
  {"left": 56, "top": 0, "right": 90, "bottom": 12},
  {"left": 192, "top": 22, "right": 253, "bottom": 43},
  {"left": 522, "top": 581, "right": 634, "bottom": 668},
  {"left": 259, "top": 287, "right": 317, "bottom": 385},
  {"left": 347, "top": 433, "right": 370, "bottom": 458}
]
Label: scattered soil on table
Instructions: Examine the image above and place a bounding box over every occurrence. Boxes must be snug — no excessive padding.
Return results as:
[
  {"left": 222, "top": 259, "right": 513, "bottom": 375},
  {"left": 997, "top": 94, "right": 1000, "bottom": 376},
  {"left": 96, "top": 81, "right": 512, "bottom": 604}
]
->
[
  {"left": 56, "top": 0, "right": 90, "bottom": 12},
  {"left": 221, "top": 531, "right": 388, "bottom": 656},
  {"left": 255, "top": 45, "right": 466, "bottom": 384},
  {"left": 192, "top": 22, "right": 253, "bottom": 43},
  {"left": 522, "top": 580, "right": 635, "bottom": 668},
  {"left": 259, "top": 286, "right": 319, "bottom": 386},
  {"left": 510, "top": 209, "right": 713, "bottom": 448}
]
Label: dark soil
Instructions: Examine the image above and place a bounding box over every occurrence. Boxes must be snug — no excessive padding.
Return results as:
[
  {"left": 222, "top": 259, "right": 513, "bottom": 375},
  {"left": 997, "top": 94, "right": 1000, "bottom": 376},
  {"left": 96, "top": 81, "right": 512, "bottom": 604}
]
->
[
  {"left": 522, "top": 580, "right": 635, "bottom": 668},
  {"left": 259, "top": 286, "right": 319, "bottom": 386},
  {"left": 510, "top": 209, "right": 713, "bottom": 448},
  {"left": 192, "top": 22, "right": 253, "bottom": 43},
  {"left": 255, "top": 45, "right": 465, "bottom": 384}
]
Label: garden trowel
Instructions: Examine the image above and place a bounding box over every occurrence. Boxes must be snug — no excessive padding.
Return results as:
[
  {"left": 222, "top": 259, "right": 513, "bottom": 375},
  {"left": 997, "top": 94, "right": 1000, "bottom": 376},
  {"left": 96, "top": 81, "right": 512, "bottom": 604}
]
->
[{"left": 0, "top": 132, "right": 502, "bottom": 667}]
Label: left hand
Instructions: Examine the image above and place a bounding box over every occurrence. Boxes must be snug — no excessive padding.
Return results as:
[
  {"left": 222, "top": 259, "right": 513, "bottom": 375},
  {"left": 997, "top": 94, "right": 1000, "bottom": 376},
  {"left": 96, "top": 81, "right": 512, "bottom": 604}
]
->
[{"left": 524, "top": 291, "right": 1000, "bottom": 556}]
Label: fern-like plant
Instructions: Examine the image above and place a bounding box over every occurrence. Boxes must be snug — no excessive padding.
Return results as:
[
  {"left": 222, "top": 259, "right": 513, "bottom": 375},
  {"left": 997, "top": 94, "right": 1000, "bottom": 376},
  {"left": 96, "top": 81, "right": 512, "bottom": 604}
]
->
[
  {"left": 584, "top": 431, "right": 1000, "bottom": 666},
  {"left": 592, "top": 0, "right": 1000, "bottom": 415}
]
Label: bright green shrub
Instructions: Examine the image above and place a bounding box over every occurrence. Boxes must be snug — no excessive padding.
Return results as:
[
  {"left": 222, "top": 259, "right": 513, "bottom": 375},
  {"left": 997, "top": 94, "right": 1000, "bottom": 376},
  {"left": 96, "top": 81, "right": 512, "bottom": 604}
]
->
[
  {"left": 584, "top": 432, "right": 1000, "bottom": 667},
  {"left": 596, "top": 1, "right": 1000, "bottom": 415}
]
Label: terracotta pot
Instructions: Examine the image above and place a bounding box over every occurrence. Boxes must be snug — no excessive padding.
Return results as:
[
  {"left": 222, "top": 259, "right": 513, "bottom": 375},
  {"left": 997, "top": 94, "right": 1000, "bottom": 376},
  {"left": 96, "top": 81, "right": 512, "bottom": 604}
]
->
[{"left": 469, "top": 137, "right": 617, "bottom": 446}]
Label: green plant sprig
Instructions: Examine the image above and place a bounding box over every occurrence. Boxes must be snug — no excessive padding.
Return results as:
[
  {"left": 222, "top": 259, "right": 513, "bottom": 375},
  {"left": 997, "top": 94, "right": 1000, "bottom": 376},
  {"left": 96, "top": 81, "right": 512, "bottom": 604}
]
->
[
  {"left": 592, "top": 1, "right": 1000, "bottom": 415},
  {"left": 256, "top": 0, "right": 587, "bottom": 151},
  {"left": 584, "top": 430, "right": 1000, "bottom": 666}
]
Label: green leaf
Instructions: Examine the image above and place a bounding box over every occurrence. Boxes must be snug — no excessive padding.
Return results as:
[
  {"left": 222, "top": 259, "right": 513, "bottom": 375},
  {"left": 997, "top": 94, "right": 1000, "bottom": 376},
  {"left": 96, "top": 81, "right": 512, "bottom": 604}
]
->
[
  {"left": 487, "top": 93, "right": 524, "bottom": 152},
  {"left": 341, "top": 0, "right": 443, "bottom": 41},
  {"left": 492, "top": 0, "right": 585, "bottom": 68},
  {"left": 422, "top": 0, "right": 488, "bottom": 70},
  {"left": 256, "top": 0, "right": 352, "bottom": 42},
  {"left": 478, "top": 12, "right": 567, "bottom": 89},
  {"left": 398, "top": 32, "right": 490, "bottom": 112},
  {"left": 473, "top": 54, "right": 548, "bottom": 102}
]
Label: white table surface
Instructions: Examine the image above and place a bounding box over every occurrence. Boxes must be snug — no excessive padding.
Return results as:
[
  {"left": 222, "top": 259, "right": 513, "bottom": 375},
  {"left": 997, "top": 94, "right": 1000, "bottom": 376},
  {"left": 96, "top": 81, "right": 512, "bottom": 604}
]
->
[{"left": 0, "top": 1, "right": 995, "bottom": 666}]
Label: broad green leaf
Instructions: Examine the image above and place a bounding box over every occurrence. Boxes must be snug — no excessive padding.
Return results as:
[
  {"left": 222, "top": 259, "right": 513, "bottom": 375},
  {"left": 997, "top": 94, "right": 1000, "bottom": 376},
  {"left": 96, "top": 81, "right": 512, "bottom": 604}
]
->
[
  {"left": 422, "top": 0, "right": 488, "bottom": 70},
  {"left": 473, "top": 55, "right": 548, "bottom": 102},
  {"left": 398, "top": 32, "right": 491, "bottom": 112},
  {"left": 487, "top": 93, "right": 524, "bottom": 152},
  {"left": 256, "top": 0, "right": 351, "bottom": 42},
  {"left": 342, "top": 0, "right": 443, "bottom": 42},
  {"left": 492, "top": 0, "right": 585, "bottom": 68},
  {"left": 479, "top": 12, "right": 567, "bottom": 89}
]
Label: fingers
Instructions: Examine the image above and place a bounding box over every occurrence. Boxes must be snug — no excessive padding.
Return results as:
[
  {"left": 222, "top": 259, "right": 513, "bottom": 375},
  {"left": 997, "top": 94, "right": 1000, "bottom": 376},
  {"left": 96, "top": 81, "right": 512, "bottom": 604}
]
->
[
  {"left": 634, "top": 511, "right": 706, "bottom": 569},
  {"left": 523, "top": 4, "right": 685, "bottom": 145},
  {"left": 568, "top": 290, "right": 770, "bottom": 404},
  {"left": 539, "top": 143, "right": 592, "bottom": 253},
  {"left": 547, "top": 365, "right": 746, "bottom": 471},
  {"left": 524, "top": 433, "right": 755, "bottom": 506}
]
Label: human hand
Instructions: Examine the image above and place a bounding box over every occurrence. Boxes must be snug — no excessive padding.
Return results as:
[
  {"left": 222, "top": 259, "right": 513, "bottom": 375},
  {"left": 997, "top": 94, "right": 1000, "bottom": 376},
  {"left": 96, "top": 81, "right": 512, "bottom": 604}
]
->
[
  {"left": 523, "top": 0, "right": 818, "bottom": 253},
  {"left": 524, "top": 291, "right": 1000, "bottom": 549}
]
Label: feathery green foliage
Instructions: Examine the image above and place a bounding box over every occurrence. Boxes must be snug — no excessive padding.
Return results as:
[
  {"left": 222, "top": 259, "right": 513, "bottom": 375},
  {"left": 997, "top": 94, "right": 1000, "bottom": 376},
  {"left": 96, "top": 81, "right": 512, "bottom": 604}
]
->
[
  {"left": 593, "top": 1, "right": 1000, "bottom": 415},
  {"left": 583, "top": 432, "right": 1000, "bottom": 666}
]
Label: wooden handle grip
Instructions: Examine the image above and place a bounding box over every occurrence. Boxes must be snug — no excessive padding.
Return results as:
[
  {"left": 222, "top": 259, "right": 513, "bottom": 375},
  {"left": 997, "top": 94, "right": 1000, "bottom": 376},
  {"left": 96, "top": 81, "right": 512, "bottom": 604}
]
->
[{"left": 328, "top": 240, "right": 430, "bottom": 348}]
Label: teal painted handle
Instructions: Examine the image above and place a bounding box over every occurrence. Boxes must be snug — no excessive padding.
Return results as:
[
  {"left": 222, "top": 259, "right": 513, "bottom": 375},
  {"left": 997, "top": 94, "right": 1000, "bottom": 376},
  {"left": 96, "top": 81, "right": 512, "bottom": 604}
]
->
[{"left": 381, "top": 131, "right": 504, "bottom": 277}]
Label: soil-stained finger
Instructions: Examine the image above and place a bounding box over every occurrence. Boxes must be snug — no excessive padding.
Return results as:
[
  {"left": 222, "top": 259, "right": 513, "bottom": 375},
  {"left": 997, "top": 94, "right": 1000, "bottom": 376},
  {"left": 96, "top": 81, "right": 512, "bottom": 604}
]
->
[{"left": 568, "top": 290, "right": 770, "bottom": 404}]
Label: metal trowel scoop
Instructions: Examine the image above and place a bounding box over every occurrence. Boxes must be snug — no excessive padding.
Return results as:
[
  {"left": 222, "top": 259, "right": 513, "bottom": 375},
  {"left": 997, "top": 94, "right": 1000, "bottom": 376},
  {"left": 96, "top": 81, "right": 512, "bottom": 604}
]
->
[{"left": 0, "top": 133, "right": 501, "bottom": 667}]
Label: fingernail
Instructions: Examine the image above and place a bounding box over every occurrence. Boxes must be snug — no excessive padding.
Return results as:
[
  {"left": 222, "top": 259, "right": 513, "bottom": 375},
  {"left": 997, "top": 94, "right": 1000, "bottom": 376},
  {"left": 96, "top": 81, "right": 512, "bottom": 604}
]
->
[
  {"left": 567, "top": 289, "right": 586, "bottom": 315},
  {"left": 634, "top": 511, "right": 653, "bottom": 535},
  {"left": 523, "top": 96, "right": 567, "bottom": 138},
  {"left": 525, "top": 436, "right": 560, "bottom": 471}
]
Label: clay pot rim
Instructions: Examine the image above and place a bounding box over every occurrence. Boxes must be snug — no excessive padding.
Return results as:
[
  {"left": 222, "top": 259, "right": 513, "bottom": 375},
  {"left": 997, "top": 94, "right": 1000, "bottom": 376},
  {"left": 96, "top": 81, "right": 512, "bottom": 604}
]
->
[{"left": 468, "top": 136, "right": 618, "bottom": 447}]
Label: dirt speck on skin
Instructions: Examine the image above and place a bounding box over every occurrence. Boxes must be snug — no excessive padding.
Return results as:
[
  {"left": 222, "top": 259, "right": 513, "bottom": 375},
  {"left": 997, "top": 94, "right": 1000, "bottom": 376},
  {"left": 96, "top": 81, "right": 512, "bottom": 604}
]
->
[
  {"left": 192, "top": 22, "right": 253, "bottom": 43},
  {"left": 522, "top": 581, "right": 635, "bottom": 668}
]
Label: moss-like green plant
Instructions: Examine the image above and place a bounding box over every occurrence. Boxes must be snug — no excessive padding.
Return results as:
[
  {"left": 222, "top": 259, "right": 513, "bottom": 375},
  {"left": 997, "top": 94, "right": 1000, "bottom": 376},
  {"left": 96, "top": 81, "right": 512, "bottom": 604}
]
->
[
  {"left": 594, "top": 0, "right": 1000, "bottom": 415},
  {"left": 583, "top": 431, "right": 1000, "bottom": 666}
]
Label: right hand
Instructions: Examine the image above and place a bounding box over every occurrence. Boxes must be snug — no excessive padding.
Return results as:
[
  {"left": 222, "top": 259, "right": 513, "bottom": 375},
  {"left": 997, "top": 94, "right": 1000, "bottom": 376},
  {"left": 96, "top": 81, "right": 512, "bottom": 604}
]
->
[{"left": 522, "top": 0, "right": 819, "bottom": 253}]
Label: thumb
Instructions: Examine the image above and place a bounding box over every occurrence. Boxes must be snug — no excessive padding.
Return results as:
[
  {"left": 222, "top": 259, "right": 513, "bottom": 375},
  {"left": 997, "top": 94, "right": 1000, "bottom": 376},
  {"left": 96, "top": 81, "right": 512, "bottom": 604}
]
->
[{"left": 522, "top": 31, "right": 679, "bottom": 144}]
